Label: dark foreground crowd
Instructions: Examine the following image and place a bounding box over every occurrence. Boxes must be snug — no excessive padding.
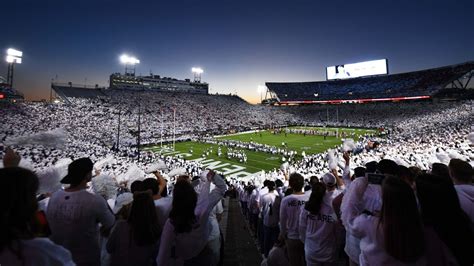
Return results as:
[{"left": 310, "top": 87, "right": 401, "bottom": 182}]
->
[{"left": 1, "top": 147, "right": 473, "bottom": 266}]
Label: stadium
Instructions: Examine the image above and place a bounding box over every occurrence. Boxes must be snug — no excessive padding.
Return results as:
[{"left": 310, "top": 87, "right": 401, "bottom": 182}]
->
[{"left": 1, "top": 1, "right": 473, "bottom": 265}]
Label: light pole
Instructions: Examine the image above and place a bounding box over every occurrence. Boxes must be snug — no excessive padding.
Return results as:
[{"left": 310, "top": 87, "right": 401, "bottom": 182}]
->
[
  {"left": 120, "top": 54, "right": 140, "bottom": 76},
  {"left": 5, "top": 48, "right": 23, "bottom": 88},
  {"left": 192, "top": 67, "right": 203, "bottom": 83}
]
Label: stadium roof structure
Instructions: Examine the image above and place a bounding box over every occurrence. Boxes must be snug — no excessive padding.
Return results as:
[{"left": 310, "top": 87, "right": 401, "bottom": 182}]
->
[
  {"left": 51, "top": 83, "right": 107, "bottom": 103},
  {"left": 266, "top": 61, "right": 474, "bottom": 104}
]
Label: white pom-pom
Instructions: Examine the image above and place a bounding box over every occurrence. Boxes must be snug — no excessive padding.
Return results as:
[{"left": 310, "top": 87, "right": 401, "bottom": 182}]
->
[
  {"left": 168, "top": 167, "right": 187, "bottom": 177},
  {"left": 94, "top": 155, "right": 116, "bottom": 170},
  {"left": 54, "top": 158, "right": 72, "bottom": 180},
  {"left": 468, "top": 132, "right": 474, "bottom": 144},
  {"left": 18, "top": 158, "right": 35, "bottom": 171},
  {"left": 92, "top": 174, "right": 119, "bottom": 200},
  {"left": 436, "top": 151, "right": 450, "bottom": 165},
  {"left": 144, "top": 161, "right": 168, "bottom": 174},
  {"left": 342, "top": 139, "right": 356, "bottom": 152},
  {"left": 326, "top": 149, "right": 338, "bottom": 170},
  {"left": 116, "top": 164, "right": 146, "bottom": 188},
  {"left": 37, "top": 167, "right": 62, "bottom": 194},
  {"left": 5, "top": 128, "right": 67, "bottom": 148}
]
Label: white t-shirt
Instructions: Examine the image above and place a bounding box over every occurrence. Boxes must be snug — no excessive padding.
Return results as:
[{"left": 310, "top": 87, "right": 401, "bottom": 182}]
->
[
  {"left": 279, "top": 193, "right": 310, "bottom": 240},
  {"left": 154, "top": 197, "right": 173, "bottom": 233},
  {"left": 0, "top": 238, "right": 75, "bottom": 266},
  {"left": 262, "top": 191, "right": 280, "bottom": 227},
  {"left": 455, "top": 184, "right": 474, "bottom": 224},
  {"left": 208, "top": 200, "right": 224, "bottom": 241},
  {"left": 299, "top": 194, "right": 339, "bottom": 263},
  {"left": 46, "top": 189, "right": 115, "bottom": 266},
  {"left": 156, "top": 175, "right": 226, "bottom": 265}
]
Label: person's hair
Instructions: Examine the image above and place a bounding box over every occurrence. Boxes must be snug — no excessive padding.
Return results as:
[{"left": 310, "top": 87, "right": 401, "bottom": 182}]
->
[
  {"left": 169, "top": 179, "right": 197, "bottom": 233},
  {"left": 0, "top": 167, "right": 39, "bottom": 254},
  {"left": 289, "top": 173, "right": 304, "bottom": 192},
  {"left": 448, "top": 159, "right": 473, "bottom": 183},
  {"left": 142, "top": 178, "right": 159, "bottom": 195},
  {"left": 353, "top": 167, "right": 366, "bottom": 179},
  {"left": 275, "top": 179, "right": 284, "bottom": 188},
  {"left": 408, "top": 166, "right": 422, "bottom": 179},
  {"left": 397, "top": 165, "right": 415, "bottom": 186},
  {"left": 305, "top": 183, "right": 326, "bottom": 215},
  {"left": 284, "top": 188, "right": 294, "bottom": 197},
  {"left": 130, "top": 180, "right": 144, "bottom": 193},
  {"left": 309, "top": 175, "right": 319, "bottom": 186},
  {"left": 365, "top": 161, "right": 378, "bottom": 173},
  {"left": 379, "top": 177, "right": 424, "bottom": 263},
  {"left": 377, "top": 159, "right": 399, "bottom": 176},
  {"left": 267, "top": 181, "right": 276, "bottom": 191},
  {"left": 430, "top": 163, "right": 450, "bottom": 180},
  {"left": 263, "top": 180, "right": 270, "bottom": 188},
  {"left": 416, "top": 173, "right": 473, "bottom": 266},
  {"left": 127, "top": 191, "right": 160, "bottom": 246}
]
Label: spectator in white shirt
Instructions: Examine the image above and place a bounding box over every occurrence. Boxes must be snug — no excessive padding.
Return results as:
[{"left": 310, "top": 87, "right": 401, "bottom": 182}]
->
[
  {"left": 344, "top": 176, "right": 425, "bottom": 265},
  {"left": 106, "top": 191, "right": 160, "bottom": 266},
  {"left": 299, "top": 182, "right": 340, "bottom": 265},
  {"left": 0, "top": 166, "right": 75, "bottom": 266},
  {"left": 261, "top": 181, "right": 281, "bottom": 257},
  {"left": 279, "top": 173, "right": 309, "bottom": 266},
  {"left": 47, "top": 158, "right": 115, "bottom": 266},
  {"left": 156, "top": 170, "right": 226, "bottom": 266}
]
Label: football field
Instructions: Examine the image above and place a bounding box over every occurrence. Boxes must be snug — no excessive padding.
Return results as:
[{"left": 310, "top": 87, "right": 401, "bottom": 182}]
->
[{"left": 145, "top": 127, "right": 376, "bottom": 177}]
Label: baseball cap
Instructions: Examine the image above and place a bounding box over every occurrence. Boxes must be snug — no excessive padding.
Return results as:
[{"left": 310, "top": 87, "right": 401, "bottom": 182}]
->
[
  {"left": 322, "top": 172, "right": 336, "bottom": 186},
  {"left": 60, "top": 158, "right": 94, "bottom": 184}
]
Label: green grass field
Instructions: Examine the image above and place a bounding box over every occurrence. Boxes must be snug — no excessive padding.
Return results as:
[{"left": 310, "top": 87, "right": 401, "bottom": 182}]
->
[{"left": 145, "top": 127, "right": 376, "bottom": 175}]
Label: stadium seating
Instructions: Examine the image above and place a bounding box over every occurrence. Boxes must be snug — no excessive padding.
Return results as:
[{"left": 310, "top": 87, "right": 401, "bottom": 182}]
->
[
  {"left": 266, "top": 61, "right": 474, "bottom": 103},
  {"left": 52, "top": 84, "right": 107, "bottom": 99}
]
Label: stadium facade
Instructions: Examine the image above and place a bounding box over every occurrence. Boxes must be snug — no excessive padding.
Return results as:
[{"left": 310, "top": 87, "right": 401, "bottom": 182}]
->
[
  {"left": 266, "top": 61, "right": 474, "bottom": 104},
  {"left": 0, "top": 75, "right": 24, "bottom": 102},
  {"left": 109, "top": 73, "right": 209, "bottom": 94}
]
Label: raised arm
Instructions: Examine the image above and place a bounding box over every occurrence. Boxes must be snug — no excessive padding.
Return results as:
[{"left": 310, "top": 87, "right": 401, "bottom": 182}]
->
[
  {"left": 342, "top": 152, "right": 352, "bottom": 188},
  {"left": 195, "top": 170, "right": 226, "bottom": 218},
  {"left": 340, "top": 176, "right": 368, "bottom": 238},
  {"left": 153, "top": 172, "right": 167, "bottom": 196}
]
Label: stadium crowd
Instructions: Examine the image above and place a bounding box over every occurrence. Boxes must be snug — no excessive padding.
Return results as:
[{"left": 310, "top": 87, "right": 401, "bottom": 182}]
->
[{"left": 1, "top": 91, "right": 474, "bottom": 265}]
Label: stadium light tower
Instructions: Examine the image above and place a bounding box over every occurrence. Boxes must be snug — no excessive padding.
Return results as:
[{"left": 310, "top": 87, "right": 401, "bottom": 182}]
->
[
  {"left": 5, "top": 48, "right": 23, "bottom": 88},
  {"left": 192, "top": 67, "right": 203, "bottom": 83},
  {"left": 120, "top": 54, "right": 140, "bottom": 76}
]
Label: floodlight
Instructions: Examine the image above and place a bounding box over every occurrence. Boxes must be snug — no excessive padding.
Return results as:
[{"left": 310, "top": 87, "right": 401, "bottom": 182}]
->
[
  {"left": 120, "top": 54, "right": 129, "bottom": 64},
  {"left": 6, "top": 55, "right": 21, "bottom": 64},
  {"left": 192, "top": 67, "right": 203, "bottom": 74},
  {"left": 120, "top": 54, "right": 140, "bottom": 65},
  {"left": 7, "top": 48, "right": 23, "bottom": 57}
]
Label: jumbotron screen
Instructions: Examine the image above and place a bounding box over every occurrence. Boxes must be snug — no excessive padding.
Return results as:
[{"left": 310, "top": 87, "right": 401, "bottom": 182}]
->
[{"left": 326, "top": 59, "right": 388, "bottom": 80}]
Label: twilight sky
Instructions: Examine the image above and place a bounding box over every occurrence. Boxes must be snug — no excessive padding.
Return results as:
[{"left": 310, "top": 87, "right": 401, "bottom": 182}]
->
[{"left": 1, "top": 0, "right": 473, "bottom": 103}]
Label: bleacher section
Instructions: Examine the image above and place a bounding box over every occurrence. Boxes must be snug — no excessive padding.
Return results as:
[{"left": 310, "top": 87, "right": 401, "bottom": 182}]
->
[
  {"left": 52, "top": 84, "right": 107, "bottom": 101},
  {"left": 266, "top": 61, "right": 474, "bottom": 104}
]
